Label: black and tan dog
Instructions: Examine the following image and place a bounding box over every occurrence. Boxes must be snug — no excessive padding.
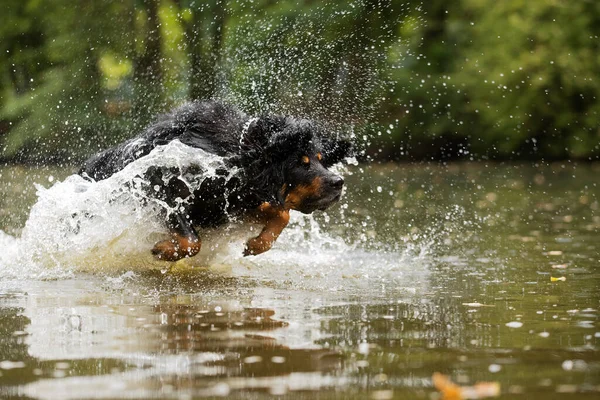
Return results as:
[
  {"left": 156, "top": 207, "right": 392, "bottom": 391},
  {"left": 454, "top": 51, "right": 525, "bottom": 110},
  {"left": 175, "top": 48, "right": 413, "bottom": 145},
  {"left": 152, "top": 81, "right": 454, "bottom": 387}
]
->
[{"left": 80, "top": 101, "right": 351, "bottom": 261}]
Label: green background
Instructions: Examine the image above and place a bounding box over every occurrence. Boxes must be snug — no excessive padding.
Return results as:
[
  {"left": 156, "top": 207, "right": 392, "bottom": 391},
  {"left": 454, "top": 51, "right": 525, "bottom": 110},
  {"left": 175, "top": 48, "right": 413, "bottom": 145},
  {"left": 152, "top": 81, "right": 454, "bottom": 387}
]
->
[{"left": 1, "top": 0, "right": 599, "bottom": 163}]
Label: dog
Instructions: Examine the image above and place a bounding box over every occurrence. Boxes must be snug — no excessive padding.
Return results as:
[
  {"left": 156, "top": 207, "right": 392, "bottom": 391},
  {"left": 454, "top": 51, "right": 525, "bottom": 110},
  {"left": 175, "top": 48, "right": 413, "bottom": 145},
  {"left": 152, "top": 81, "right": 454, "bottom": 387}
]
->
[{"left": 80, "top": 100, "right": 351, "bottom": 261}]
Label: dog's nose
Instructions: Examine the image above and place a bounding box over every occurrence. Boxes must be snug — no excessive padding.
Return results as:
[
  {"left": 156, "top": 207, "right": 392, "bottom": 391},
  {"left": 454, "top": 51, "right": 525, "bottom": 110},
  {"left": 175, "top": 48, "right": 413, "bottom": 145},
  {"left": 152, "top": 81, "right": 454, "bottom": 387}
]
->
[{"left": 330, "top": 175, "right": 344, "bottom": 189}]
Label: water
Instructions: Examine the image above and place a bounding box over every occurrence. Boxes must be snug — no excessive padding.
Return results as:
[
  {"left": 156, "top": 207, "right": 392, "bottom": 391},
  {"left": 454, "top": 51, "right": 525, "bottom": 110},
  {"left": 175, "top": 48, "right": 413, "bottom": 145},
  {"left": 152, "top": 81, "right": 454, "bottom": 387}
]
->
[{"left": 0, "top": 161, "right": 599, "bottom": 399}]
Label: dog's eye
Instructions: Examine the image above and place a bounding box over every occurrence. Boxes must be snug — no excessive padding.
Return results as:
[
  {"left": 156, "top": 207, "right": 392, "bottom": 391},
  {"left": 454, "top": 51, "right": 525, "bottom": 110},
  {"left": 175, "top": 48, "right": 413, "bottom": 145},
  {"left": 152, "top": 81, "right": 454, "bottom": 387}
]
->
[
  {"left": 316, "top": 153, "right": 322, "bottom": 161},
  {"left": 301, "top": 155, "right": 310, "bottom": 165}
]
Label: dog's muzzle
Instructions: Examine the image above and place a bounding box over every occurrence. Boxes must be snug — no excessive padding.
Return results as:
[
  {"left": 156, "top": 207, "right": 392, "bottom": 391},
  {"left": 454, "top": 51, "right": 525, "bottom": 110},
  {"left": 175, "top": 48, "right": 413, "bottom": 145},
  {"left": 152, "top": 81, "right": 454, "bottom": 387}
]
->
[{"left": 300, "top": 174, "right": 344, "bottom": 213}]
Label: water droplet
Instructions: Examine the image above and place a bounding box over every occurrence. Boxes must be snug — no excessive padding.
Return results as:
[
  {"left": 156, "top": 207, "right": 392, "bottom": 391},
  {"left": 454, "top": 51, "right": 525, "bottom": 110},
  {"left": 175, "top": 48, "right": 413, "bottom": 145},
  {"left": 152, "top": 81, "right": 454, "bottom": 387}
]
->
[{"left": 488, "top": 364, "right": 502, "bottom": 373}]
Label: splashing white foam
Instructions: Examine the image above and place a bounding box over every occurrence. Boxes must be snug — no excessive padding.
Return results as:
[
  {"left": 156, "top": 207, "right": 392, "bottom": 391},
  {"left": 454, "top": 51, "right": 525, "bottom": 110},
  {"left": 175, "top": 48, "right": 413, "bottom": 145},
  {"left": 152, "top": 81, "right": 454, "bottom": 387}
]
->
[
  {"left": 0, "top": 141, "right": 243, "bottom": 277},
  {"left": 0, "top": 140, "right": 433, "bottom": 291},
  {"left": 233, "top": 212, "right": 432, "bottom": 293}
]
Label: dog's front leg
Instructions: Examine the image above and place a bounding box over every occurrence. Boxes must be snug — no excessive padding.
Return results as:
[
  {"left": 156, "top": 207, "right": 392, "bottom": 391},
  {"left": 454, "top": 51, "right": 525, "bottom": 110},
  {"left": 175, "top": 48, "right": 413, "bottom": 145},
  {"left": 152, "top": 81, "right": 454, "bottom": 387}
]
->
[
  {"left": 244, "top": 202, "right": 290, "bottom": 256},
  {"left": 152, "top": 213, "right": 201, "bottom": 261}
]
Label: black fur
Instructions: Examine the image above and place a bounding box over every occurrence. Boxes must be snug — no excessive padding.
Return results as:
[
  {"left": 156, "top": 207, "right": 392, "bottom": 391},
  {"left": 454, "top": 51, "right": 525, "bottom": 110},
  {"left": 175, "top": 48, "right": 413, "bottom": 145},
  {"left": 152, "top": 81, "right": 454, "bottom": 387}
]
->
[{"left": 80, "top": 100, "right": 351, "bottom": 255}]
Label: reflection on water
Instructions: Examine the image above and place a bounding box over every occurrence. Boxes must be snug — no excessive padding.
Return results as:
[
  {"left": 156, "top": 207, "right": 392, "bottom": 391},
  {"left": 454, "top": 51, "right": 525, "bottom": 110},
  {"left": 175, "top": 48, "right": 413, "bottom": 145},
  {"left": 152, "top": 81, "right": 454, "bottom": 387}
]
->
[
  {"left": 0, "top": 163, "right": 599, "bottom": 399},
  {"left": 6, "top": 279, "right": 344, "bottom": 398}
]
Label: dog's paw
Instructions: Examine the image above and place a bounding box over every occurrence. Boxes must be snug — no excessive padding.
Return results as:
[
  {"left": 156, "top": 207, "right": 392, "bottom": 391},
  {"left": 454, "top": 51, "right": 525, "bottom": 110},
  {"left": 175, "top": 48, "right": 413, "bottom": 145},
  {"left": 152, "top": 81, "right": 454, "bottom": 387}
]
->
[
  {"left": 152, "top": 236, "right": 201, "bottom": 261},
  {"left": 243, "top": 237, "right": 271, "bottom": 257},
  {"left": 152, "top": 239, "right": 181, "bottom": 261}
]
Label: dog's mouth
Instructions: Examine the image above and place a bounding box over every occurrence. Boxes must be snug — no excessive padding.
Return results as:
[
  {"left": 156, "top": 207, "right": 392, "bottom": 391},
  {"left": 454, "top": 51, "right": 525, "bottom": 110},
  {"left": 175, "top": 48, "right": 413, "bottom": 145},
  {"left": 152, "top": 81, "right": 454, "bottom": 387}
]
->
[
  {"left": 298, "top": 191, "right": 342, "bottom": 213},
  {"left": 317, "top": 193, "right": 341, "bottom": 211}
]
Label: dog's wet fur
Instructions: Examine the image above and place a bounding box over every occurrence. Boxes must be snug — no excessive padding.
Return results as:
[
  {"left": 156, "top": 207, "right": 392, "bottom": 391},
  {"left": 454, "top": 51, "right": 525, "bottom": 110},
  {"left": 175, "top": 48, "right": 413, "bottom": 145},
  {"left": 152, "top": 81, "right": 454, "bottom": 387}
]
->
[{"left": 80, "top": 101, "right": 351, "bottom": 260}]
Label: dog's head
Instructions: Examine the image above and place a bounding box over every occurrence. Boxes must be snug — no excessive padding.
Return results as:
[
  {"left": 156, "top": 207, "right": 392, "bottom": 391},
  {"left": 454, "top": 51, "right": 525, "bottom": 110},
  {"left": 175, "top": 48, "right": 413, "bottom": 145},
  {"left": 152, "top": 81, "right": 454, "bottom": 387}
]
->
[{"left": 242, "top": 116, "right": 352, "bottom": 213}]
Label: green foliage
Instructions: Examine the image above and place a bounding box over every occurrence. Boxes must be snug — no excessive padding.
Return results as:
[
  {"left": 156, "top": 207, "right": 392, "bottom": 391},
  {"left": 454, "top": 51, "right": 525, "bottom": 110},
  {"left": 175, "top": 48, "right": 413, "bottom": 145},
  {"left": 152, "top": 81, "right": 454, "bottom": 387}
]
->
[
  {"left": 1, "top": 0, "right": 599, "bottom": 163},
  {"left": 460, "top": 0, "right": 600, "bottom": 159},
  {"left": 0, "top": 0, "right": 135, "bottom": 163},
  {"left": 381, "top": 0, "right": 600, "bottom": 160}
]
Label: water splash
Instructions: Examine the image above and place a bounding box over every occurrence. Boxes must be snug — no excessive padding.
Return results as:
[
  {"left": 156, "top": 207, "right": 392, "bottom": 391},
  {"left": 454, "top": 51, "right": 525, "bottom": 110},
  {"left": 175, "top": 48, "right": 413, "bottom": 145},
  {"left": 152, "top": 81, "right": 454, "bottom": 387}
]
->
[
  {"left": 232, "top": 212, "right": 433, "bottom": 294},
  {"left": 0, "top": 141, "right": 231, "bottom": 277},
  {"left": 0, "top": 140, "right": 438, "bottom": 293}
]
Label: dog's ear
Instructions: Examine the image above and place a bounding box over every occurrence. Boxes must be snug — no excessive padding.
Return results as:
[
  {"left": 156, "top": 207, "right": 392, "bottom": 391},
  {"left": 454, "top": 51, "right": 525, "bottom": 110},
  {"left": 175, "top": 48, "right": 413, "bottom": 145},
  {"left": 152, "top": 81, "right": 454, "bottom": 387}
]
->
[
  {"left": 265, "top": 119, "right": 313, "bottom": 161},
  {"left": 321, "top": 137, "right": 352, "bottom": 168},
  {"left": 242, "top": 116, "right": 285, "bottom": 150}
]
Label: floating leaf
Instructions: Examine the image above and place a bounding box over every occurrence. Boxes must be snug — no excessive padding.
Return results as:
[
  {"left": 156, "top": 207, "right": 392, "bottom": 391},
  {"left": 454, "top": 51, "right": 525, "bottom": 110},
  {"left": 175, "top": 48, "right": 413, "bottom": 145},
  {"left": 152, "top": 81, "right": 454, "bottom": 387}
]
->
[{"left": 433, "top": 373, "right": 501, "bottom": 400}]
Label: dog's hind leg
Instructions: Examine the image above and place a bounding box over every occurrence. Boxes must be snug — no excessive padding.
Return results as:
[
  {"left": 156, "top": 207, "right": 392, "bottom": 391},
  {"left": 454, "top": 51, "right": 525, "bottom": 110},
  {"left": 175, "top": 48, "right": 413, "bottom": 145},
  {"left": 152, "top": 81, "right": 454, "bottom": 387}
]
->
[
  {"left": 243, "top": 202, "right": 290, "bottom": 256},
  {"left": 152, "top": 213, "right": 201, "bottom": 261},
  {"left": 143, "top": 168, "right": 201, "bottom": 261}
]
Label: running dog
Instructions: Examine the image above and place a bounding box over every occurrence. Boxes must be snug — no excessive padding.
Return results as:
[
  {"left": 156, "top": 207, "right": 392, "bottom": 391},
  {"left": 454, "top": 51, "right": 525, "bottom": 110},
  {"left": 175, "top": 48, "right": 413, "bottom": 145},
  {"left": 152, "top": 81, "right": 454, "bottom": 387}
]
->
[{"left": 80, "top": 101, "right": 351, "bottom": 261}]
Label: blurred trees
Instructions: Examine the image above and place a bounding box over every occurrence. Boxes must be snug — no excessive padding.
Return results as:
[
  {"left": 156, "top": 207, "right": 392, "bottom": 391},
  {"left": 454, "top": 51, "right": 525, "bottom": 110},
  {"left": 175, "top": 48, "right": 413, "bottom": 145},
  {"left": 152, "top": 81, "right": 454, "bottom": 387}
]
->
[
  {"left": 0, "top": 0, "right": 599, "bottom": 164},
  {"left": 381, "top": 0, "right": 600, "bottom": 160},
  {"left": 0, "top": 0, "right": 135, "bottom": 162}
]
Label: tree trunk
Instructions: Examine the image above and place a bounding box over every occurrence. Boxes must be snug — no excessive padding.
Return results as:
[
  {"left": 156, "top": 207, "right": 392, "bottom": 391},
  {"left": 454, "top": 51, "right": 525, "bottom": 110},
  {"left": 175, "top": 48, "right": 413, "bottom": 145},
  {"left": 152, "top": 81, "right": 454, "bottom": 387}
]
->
[
  {"left": 132, "top": 0, "right": 164, "bottom": 124},
  {"left": 186, "top": 0, "right": 227, "bottom": 100}
]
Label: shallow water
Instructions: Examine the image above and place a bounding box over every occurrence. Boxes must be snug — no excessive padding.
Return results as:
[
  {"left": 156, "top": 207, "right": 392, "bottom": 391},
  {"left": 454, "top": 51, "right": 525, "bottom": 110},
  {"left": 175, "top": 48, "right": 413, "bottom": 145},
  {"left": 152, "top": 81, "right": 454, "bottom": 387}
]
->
[{"left": 0, "top": 162, "right": 599, "bottom": 399}]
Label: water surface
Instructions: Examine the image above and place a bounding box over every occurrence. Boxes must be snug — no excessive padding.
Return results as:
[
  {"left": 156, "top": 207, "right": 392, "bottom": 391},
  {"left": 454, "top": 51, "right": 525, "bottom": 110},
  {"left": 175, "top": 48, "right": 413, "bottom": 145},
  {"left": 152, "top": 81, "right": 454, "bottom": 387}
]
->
[{"left": 0, "top": 162, "right": 598, "bottom": 399}]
